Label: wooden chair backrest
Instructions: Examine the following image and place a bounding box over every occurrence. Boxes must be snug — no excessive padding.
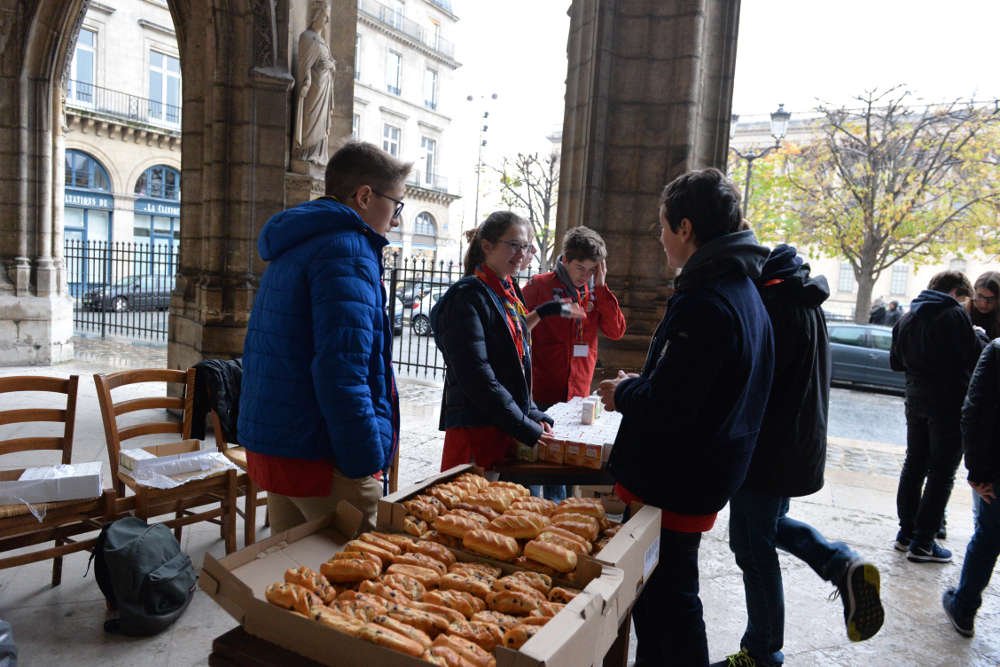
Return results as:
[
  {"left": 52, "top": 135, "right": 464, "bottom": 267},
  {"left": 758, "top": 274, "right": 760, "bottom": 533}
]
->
[
  {"left": 0, "top": 375, "right": 79, "bottom": 465},
  {"left": 93, "top": 368, "right": 195, "bottom": 483}
]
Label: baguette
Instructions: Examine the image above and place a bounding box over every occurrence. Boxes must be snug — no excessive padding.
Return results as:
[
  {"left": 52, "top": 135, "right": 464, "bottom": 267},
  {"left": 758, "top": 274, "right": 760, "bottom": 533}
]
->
[
  {"left": 356, "top": 622, "right": 426, "bottom": 657},
  {"left": 523, "top": 540, "right": 578, "bottom": 573},
  {"left": 462, "top": 529, "right": 520, "bottom": 561},
  {"left": 264, "top": 582, "right": 321, "bottom": 615}
]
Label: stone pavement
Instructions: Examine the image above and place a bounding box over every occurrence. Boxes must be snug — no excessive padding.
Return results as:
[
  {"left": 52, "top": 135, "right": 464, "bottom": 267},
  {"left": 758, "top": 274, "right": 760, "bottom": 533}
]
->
[{"left": 0, "top": 338, "right": 997, "bottom": 666}]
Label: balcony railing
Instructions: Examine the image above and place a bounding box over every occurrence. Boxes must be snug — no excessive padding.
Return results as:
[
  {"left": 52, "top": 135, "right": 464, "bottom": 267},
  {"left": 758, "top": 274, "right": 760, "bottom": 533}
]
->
[
  {"left": 406, "top": 170, "right": 449, "bottom": 193},
  {"left": 65, "top": 80, "right": 180, "bottom": 129},
  {"left": 358, "top": 0, "right": 456, "bottom": 60}
]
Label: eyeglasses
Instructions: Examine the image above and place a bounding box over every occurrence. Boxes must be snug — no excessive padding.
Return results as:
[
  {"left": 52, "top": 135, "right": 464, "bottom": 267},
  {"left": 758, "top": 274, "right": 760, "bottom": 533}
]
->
[
  {"left": 372, "top": 190, "right": 405, "bottom": 219},
  {"left": 498, "top": 240, "right": 535, "bottom": 255},
  {"left": 974, "top": 292, "right": 997, "bottom": 304}
]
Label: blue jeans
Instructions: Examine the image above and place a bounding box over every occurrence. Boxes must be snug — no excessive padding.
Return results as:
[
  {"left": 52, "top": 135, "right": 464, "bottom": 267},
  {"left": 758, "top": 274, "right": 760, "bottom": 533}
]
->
[
  {"left": 632, "top": 527, "right": 707, "bottom": 666},
  {"left": 729, "top": 488, "right": 857, "bottom": 666},
  {"left": 953, "top": 491, "right": 1000, "bottom": 617},
  {"left": 529, "top": 485, "right": 567, "bottom": 502}
]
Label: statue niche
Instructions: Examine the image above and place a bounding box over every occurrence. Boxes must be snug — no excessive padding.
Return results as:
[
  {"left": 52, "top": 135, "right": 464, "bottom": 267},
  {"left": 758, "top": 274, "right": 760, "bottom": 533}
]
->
[{"left": 294, "top": 0, "right": 336, "bottom": 166}]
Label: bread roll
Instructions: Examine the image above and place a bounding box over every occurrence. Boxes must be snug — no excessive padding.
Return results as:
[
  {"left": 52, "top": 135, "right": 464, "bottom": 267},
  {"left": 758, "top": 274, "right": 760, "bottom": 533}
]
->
[
  {"left": 449, "top": 508, "right": 491, "bottom": 525},
  {"left": 358, "top": 579, "right": 411, "bottom": 605},
  {"left": 504, "top": 570, "right": 552, "bottom": 595},
  {"left": 454, "top": 472, "right": 490, "bottom": 490},
  {"left": 359, "top": 531, "right": 403, "bottom": 555},
  {"left": 448, "top": 561, "right": 502, "bottom": 579},
  {"left": 344, "top": 538, "right": 396, "bottom": 563},
  {"left": 451, "top": 502, "right": 500, "bottom": 521},
  {"left": 431, "top": 634, "right": 494, "bottom": 667},
  {"left": 517, "top": 615, "right": 550, "bottom": 626},
  {"left": 320, "top": 556, "right": 381, "bottom": 583},
  {"left": 551, "top": 510, "right": 602, "bottom": 527},
  {"left": 406, "top": 539, "right": 458, "bottom": 565},
  {"left": 356, "top": 622, "right": 426, "bottom": 657},
  {"left": 372, "top": 614, "right": 433, "bottom": 649},
  {"left": 283, "top": 566, "right": 338, "bottom": 604},
  {"left": 447, "top": 620, "right": 503, "bottom": 651},
  {"left": 426, "top": 486, "right": 463, "bottom": 509},
  {"left": 433, "top": 513, "right": 483, "bottom": 539},
  {"left": 530, "top": 601, "right": 565, "bottom": 618},
  {"left": 382, "top": 572, "right": 427, "bottom": 599},
  {"left": 535, "top": 530, "right": 591, "bottom": 556},
  {"left": 386, "top": 605, "right": 452, "bottom": 637},
  {"left": 490, "top": 577, "right": 546, "bottom": 601},
  {"left": 424, "top": 529, "right": 463, "bottom": 549},
  {"left": 501, "top": 623, "right": 540, "bottom": 649},
  {"left": 422, "top": 589, "right": 487, "bottom": 618},
  {"left": 510, "top": 496, "right": 557, "bottom": 514},
  {"left": 403, "top": 498, "right": 441, "bottom": 523},
  {"left": 386, "top": 562, "right": 441, "bottom": 588},
  {"left": 439, "top": 572, "right": 491, "bottom": 599},
  {"left": 488, "top": 513, "right": 550, "bottom": 539},
  {"left": 511, "top": 556, "right": 557, "bottom": 578},
  {"left": 311, "top": 605, "right": 364, "bottom": 636},
  {"left": 332, "top": 599, "right": 386, "bottom": 623},
  {"left": 330, "top": 549, "right": 385, "bottom": 568},
  {"left": 406, "top": 600, "right": 467, "bottom": 625},
  {"left": 264, "top": 582, "right": 321, "bottom": 615},
  {"left": 523, "top": 540, "right": 578, "bottom": 573},
  {"left": 462, "top": 529, "right": 520, "bottom": 561},
  {"left": 471, "top": 609, "right": 521, "bottom": 630},
  {"left": 486, "top": 589, "right": 541, "bottom": 616},
  {"left": 403, "top": 515, "right": 430, "bottom": 537},
  {"left": 467, "top": 490, "right": 514, "bottom": 513},
  {"left": 488, "top": 481, "right": 531, "bottom": 497},
  {"left": 372, "top": 530, "right": 419, "bottom": 549},
  {"left": 426, "top": 645, "right": 465, "bottom": 667},
  {"left": 549, "top": 515, "right": 599, "bottom": 542},
  {"left": 392, "top": 551, "right": 448, "bottom": 575},
  {"left": 548, "top": 586, "right": 581, "bottom": 603},
  {"left": 556, "top": 497, "right": 606, "bottom": 519}
]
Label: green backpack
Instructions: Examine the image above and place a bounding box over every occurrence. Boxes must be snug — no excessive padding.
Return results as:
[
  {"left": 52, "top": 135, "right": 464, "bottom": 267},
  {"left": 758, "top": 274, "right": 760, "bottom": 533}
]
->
[{"left": 91, "top": 516, "right": 196, "bottom": 636}]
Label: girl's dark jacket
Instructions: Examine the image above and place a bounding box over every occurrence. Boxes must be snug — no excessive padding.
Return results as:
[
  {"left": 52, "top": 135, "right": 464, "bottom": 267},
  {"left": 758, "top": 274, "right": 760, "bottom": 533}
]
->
[
  {"left": 961, "top": 339, "right": 1000, "bottom": 486},
  {"left": 431, "top": 276, "right": 552, "bottom": 445},
  {"left": 607, "top": 230, "right": 775, "bottom": 516},
  {"left": 741, "top": 244, "right": 831, "bottom": 498}
]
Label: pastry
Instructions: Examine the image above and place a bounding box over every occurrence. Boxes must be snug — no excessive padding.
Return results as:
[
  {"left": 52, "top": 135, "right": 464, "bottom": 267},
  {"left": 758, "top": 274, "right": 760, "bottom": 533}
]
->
[
  {"left": 490, "top": 577, "right": 546, "bottom": 601},
  {"left": 381, "top": 572, "right": 427, "bottom": 600},
  {"left": 510, "top": 496, "right": 557, "bottom": 514},
  {"left": 549, "top": 515, "right": 599, "bottom": 542},
  {"left": 330, "top": 549, "right": 385, "bottom": 568},
  {"left": 358, "top": 580, "right": 411, "bottom": 605},
  {"left": 534, "top": 530, "right": 592, "bottom": 555},
  {"left": 264, "top": 582, "right": 321, "bottom": 615},
  {"left": 511, "top": 556, "right": 557, "bottom": 578},
  {"left": 503, "top": 570, "right": 552, "bottom": 595},
  {"left": 488, "top": 481, "right": 531, "bottom": 497},
  {"left": 486, "top": 589, "right": 541, "bottom": 616},
  {"left": 422, "top": 588, "right": 487, "bottom": 617},
  {"left": 403, "top": 498, "right": 441, "bottom": 523},
  {"left": 311, "top": 605, "right": 364, "bottom": 636},
  {"left": 462, "top": 529, "right": 520, "bottom": 561},
  {"left": 431, "top": 634, "right": 495, "bottom": 667},
  {"left": 356, "top": 622, "right": 426, "bottom": 657},
  {"left": 448, "top": 561, "right": 501, "bottom": 579},
  {"left": 403, "top": 515, "right": 430, "bottom": 537},
  {"left": 283, "top": 566, "right": 338, "bottom": 604},
  {"left": 523, "top": 540, "right": 578, "bottom": 573},
  {"left": 438, "top": 572, "right": 492, "bottom": 599},
  {"left": 487, "top": 512, "right": 549, "bottom": 539},
  {"left": 530, "top": 601, "right": 565, "bottom": 618},
  {"left": 426, "top": 645, "right": 465, "bottom": 667},
  {"left": 386, "top": 562, "right": 441, "bottom": 588},
  {"left": 501, "top": 623, "right": 540, "bottom": 649},
  {"left": 406, "top": 600, "right": 467, "bottom": 625},
  {"left": 320, "top": 556, "right": 381, "bottom": 583},
  {"left": 392, "top": 551, "right": 448, "bottom": 575},
  {"left": 454, "top": 472, "right": 490, "bottom": 490},
  {"left": 331, "top": 599, "right": 386, "bottom": 623},
  {"left": 548, "top": 586, "right": 581, "bottom": 603},
  {"left": 424, "top": 530, "right": 463, "bottom": 548},
  {"left": 371, "top": 531, "right": 419, "bottom": 549},
  {"left": 406, "top": 539, "right": 458, "bottom": 565},
  {"left": 343, "top": 538, "right": 396, "bottom": 563},
  {"left": 470, "top": 609, "right": 521, "bottom": 630},
  {"left": 359, "top": 531, "right": 403, "bottom": 555},
  {"left": 386, "top": 605, "right": 452, "bottom": 637},
  {"left": 451, "top": 502, "right": 500, "bottom": 521},
  {"left": 372, "top": 613, "right": 433, "bottom": 649},
  {"left": 447, "top": 620, "right": 503, "bottom": 651},
  {"left": 449, "top": 508, "right": 490, "bottom": 525}
]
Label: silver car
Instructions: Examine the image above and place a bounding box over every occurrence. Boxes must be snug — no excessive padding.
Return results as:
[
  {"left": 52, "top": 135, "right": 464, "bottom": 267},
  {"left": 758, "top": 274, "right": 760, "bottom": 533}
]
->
[{"left": 828, "top": 323, "right": 905, "bottom": 392}]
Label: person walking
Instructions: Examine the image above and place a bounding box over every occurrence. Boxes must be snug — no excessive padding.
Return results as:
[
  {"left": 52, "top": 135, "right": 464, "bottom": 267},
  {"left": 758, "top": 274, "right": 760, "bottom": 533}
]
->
[
  {"left": 890, "top": 271, "right": 985, "bottom": 562},
  {"left": 598, "top": 168, "right": 774, "bottom": 667},
  {"left": 431, "top": 211, "right": 557, "bottom": 472},
  {"left": 713, "top": 245, "right": 884, "bottom": 667},
  {"left": 239, "top": 141, "right": 410, "bottom": 533},
  {"left": 942, "top": 337, "right": 1000, "bottom": 637}
]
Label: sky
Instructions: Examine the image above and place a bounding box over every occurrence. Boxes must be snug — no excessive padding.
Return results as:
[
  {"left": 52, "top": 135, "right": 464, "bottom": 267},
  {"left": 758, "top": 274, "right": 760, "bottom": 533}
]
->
[{"left": 447, "top": 0, "right": 1000, "bottom": 228}]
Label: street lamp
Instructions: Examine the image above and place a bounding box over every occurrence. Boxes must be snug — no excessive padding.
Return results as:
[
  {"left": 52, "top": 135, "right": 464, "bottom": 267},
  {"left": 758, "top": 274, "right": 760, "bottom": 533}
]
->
[
  {"left": 729, "top": 103, "right": 791, "bottom": 218},
  {"left": 460, "top": 92, "right": 497, "bottom": 261}
]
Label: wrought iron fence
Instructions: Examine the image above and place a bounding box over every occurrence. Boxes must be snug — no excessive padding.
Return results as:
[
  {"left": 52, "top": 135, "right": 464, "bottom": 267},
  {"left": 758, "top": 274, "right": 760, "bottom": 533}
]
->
[{"left": 64, "top": 239, "right": 178, "bottom": 341}]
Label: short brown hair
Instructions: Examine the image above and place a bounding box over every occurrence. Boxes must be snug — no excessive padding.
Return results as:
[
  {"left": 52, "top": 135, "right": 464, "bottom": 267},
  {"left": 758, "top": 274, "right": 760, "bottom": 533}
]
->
[
  {"left": 927, "top": 270, "right": 972, "bottom": 297},
  {"left": 660, "top": 168, "right": 743, "bottom": 245},
  {"left": 324, "top": 141, "right": 412, "bottom": 199},
  {"left": 562, "top": 226, "right": 607, "bottom": 263}
]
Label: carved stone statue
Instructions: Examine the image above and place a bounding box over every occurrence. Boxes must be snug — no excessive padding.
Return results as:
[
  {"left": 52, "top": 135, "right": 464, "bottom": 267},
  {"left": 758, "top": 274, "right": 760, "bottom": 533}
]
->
[{"left": 294, "top": 1, "right": 336, "bottom": 166}]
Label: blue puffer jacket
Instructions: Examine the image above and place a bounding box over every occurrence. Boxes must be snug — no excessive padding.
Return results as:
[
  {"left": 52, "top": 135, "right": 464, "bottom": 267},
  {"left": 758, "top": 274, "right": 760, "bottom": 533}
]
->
[{"left": 238, "top": 197, "right": 397, "bottom": 479}]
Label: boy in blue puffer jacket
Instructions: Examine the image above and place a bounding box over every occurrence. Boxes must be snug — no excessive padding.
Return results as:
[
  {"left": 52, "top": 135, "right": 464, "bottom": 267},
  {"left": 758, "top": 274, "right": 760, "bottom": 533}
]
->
[{"left": 239, "top": 141, "right": 411, "bottom": 533}]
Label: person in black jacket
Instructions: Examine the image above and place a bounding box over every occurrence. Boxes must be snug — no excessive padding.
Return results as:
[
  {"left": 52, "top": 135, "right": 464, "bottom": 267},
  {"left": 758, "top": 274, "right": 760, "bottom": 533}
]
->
[
  {"left": 431, "top": 211, "right": 557, "bottom": 472},
  {"left": 942, "top": 339, "right": 1000, "bottom": 637},
  {"left": 714, "top": 245, "right": 884, "bottom": 667},
  {"left": 890, "top": 271, "right": 985, "bottom": 563},
  {"left": 598, "top": 168, "right": 774, "bottom": 667}
]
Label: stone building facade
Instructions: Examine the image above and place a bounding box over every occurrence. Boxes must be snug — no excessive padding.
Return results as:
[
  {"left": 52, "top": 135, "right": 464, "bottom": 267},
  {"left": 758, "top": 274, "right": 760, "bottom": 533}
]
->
[{"left": 1, "top": 0, "right": 741, "bottom": 372}]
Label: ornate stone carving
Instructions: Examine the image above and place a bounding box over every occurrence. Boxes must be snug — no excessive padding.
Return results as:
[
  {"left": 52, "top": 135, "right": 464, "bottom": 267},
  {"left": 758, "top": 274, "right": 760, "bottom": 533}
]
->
[
  {"left": 293, "top": 0, "right": 336, "bottom": 166},
  {"left": 251, "top": 0, "right": 277, "bottom": 67}
]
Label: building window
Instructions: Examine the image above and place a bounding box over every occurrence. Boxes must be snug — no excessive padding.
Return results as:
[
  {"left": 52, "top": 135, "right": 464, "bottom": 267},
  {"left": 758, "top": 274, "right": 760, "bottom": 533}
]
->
[
  {"left": 385, "top": 50, "right": 401, "bottom": 96},
  {"left": 352, "top": 113, "right": 361, "bottom": 139},
  {"left": 383, "top": 124, "right": 401, "bottom": 157},
  {"left": 414, "top": 212, "right": 437, "bottom": 237},
  {"left": 421, "top": 136, "right": 437, "bottom": 185},
  {"left": 134, "top": 165, "right": 181, "bottom": 201},
  {"left": 890, "top": 264, "right": 909, "bottom": 296},
  {"left": 381, "top": 0, "right": 405, "bottom": 29},
  {"left": 354, "top": 34, "right": 361, "bottom": 81},
  {"left": 63, "top": 150, "right": 114, "bottom": 294},
  {"left": 423, "top": 68, "right": 438, "bottom": 110},
  {"left": 133, "top": 165, "right": 181, "bottom": 274},
  {"left": 148, "top": 50, "right": 181, "bottom": 125},
  {"left": 838, "top": 262, "right": 856, "bottom": 293},
  {"left": 69, "top": 28, "right": 96, "bottom": 104},
  {"left": 65, "top": 149, "right": 111, "bottom": 191}
]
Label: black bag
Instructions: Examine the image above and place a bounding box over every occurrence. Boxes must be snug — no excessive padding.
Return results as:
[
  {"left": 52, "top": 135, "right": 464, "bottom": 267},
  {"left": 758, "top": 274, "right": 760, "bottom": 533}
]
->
[{"left": 91, "top": 516, "right": 196, "bottom": 636}]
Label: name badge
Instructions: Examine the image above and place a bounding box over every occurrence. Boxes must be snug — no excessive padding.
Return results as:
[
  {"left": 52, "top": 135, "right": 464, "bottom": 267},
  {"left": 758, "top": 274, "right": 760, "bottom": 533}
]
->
[{"left": 573, "top": 344, "right": 589, "bottom": 357}]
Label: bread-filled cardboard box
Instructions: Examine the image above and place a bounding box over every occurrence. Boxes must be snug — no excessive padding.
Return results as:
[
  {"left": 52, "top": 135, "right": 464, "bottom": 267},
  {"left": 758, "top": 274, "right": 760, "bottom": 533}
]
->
[
  {"left": 201, "top": 495, "right": 626, "bottom": 667},
  {"left": 377, "top": 465, "right": 661, "bottom": 639}
]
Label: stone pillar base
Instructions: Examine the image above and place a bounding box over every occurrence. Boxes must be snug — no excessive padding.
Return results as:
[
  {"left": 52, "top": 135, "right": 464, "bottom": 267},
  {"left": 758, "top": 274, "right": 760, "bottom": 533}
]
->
[{"left": 0, "top": 295, "right": 75, "bottom": 366}]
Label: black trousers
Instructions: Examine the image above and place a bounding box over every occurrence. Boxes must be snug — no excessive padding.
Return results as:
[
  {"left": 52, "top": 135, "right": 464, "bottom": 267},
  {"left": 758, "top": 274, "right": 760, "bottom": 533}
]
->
[
  {"left": 632, "top": 527, "right": 708, "bottom": 667},
  {"left": 896, "top": 401, "right": 964, "bottom": 544}
]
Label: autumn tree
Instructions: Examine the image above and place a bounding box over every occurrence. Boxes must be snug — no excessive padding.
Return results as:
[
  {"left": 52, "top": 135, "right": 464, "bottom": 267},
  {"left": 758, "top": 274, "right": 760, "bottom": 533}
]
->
[
  {"left": 494, "top": 152, "right": 559, "bottom": 270},
  {"left": 787, "top": 87, "right": 1000, "bottom": 322}
]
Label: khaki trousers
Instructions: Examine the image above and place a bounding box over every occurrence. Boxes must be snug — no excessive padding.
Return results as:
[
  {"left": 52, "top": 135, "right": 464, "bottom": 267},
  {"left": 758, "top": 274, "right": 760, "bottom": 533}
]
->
[{"left": 267, "top": 468, "right": 382, "bottom": 534}]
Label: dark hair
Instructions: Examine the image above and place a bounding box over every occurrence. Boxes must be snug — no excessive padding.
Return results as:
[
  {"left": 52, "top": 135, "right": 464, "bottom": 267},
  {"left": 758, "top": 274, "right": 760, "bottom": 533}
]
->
[
  {"left": 562, "top": 226, "right": 607, "bottom": 263},
  {"left": 324, "top": 140, "right": 412, "bottom": 200},
  {"left": 659, "top": 167, "right": 742, "bottom": 245},
  {"left": 463, "top": 211, "right": 528, "bottom": 276},
  {"left": 927, "top": 270, "right": 972, "bottom": 297},
  {"left": 970, "top": 270, "right": 1000, "bottom": 336}
]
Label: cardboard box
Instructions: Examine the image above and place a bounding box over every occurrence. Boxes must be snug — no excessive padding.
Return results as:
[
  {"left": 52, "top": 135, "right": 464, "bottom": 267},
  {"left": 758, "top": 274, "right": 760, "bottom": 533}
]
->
[
  {"left": 515, "top": 440, "right": 538, "bottom": 463},
  {"left": 537, "top": 440, "right": 564, "bottom": 465},
  {"left": 591, "top": 504, "right": 661, "bottom": 627},
  {"left": 120, "top": 439, "right": 209, "bottom": 474},
  {"left": 0, "top": 461, "right": 103, "bottom": 505},
  {"left": 579, "top": 443, "right": 604, "bottom": 470},
  {"left": 562, "top": 442, "right": 584, "bottom": 468},
  {"left": 201, "top": 497, "right": 625, "bottom": 667}
]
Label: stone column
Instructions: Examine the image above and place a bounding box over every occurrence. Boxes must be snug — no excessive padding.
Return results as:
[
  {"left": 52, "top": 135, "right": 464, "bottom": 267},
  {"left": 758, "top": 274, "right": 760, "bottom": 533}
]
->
[{"left": 558, "top": 0, "right": 740, "bottom": 374}]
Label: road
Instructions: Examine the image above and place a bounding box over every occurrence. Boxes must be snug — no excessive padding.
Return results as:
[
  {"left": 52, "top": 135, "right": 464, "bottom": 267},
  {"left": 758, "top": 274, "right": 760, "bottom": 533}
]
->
[{"left": 829, "top": 385, "right": 906, "bottom": 446}]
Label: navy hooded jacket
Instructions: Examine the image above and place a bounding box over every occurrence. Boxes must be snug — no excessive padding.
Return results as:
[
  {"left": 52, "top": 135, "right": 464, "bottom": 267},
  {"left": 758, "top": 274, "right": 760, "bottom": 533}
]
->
[
  {"left": 607, "top": 230, "right": 775, "bottom": 516},
  {"left": 238, "top": 197, "right": 397, "bottom": 478}
]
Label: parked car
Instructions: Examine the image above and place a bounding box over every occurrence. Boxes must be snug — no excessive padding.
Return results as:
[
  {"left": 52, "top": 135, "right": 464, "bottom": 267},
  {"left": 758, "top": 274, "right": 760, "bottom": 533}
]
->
[
  {"left": 828, "top": 323, "right": 905, "bottom": 392},
  {"left": 390, "top": 297, "right": 404, "bottom": 335},
  {"left": 410, "top": 289, "right": 447, "bottom": 336},
  {"left": 399, "top": 278, "right": 452, "bottom": 309},
  {"left": 79, "top": 274, "right": 172, "bottom": 312}
]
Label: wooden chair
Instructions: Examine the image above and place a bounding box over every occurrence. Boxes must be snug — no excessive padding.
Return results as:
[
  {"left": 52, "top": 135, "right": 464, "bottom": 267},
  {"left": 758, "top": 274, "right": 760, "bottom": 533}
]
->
[
  {"left": 94, "top": 368, "right": 238, "bottom": 554},
  {"left": 0, "top": 375, "right": 121, "bottom": 586},
  {"left": 209, "top": 409, "right": 268, "bottom": 546}
]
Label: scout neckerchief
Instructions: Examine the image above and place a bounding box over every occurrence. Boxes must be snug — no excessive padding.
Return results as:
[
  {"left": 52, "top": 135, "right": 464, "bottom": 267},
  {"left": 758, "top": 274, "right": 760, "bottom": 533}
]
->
[{"left": 474, "top": 263, "right": 528, "bottom": 360}]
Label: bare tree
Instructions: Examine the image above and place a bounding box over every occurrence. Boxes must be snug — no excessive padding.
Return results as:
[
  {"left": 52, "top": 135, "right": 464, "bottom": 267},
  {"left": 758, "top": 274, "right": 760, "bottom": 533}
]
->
[{"left": 494, "top": 152, "right": 559, "bottom": 270}]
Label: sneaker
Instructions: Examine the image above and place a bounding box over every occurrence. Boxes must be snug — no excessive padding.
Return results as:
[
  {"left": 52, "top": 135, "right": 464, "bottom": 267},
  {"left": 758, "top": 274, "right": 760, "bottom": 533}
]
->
[
  {"left": 709, "top": 649, "right": 759, "bottom": 667},
  {"left": 907, "top": 541, "right": 952, "bottom": 563},
  {"left": 836, "top": 559, "right": 885, "bottom": 641},
  {"left": 942, "top": 587, "right": 974, "bottom": 637},
  {"left": 893, "top": 530, "right": 911, "bottom": 552}
]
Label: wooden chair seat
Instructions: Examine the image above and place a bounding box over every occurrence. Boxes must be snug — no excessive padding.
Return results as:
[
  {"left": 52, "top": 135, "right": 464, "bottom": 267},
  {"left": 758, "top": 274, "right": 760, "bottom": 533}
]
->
[
  {"left": 221, "top": 445, "right": 247, "bottom": 468},
  {"left": 209, "top": 411, "right": 267, "bottom": 547}
]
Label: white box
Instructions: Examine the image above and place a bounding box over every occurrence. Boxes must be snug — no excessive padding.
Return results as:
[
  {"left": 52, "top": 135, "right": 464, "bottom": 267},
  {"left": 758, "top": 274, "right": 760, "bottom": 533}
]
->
[{"left": 0, "top": 461, "right": 103, "bottom": 505}]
